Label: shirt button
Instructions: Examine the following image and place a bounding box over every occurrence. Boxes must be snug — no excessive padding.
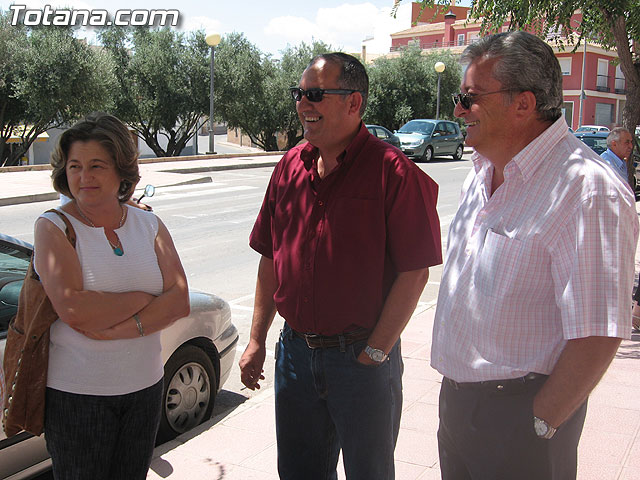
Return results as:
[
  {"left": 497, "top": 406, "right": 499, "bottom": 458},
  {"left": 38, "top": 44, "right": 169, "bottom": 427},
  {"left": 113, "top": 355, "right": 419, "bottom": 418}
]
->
[
  {"left": 303, "top": 297, "right": 309, "bottom": 303},
  {"left": 318, "top": 200, "right": 324, "bottom": 206}
]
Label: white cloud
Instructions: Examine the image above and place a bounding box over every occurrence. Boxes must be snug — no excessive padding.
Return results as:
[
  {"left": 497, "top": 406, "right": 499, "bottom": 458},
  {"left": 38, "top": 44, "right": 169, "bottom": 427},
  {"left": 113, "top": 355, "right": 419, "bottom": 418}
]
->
[
  {"left": 179, "top": 15, "right": 222, "bottom": 35},
  {"left": 264, "top": 1, "right": 412, "bottom": 55}
]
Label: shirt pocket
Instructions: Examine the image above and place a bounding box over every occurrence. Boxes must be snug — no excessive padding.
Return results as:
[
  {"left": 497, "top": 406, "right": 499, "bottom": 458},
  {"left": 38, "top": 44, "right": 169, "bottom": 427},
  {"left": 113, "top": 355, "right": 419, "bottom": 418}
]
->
[{"left": 473, "top": 230, "right": 546, "bottom": 300}]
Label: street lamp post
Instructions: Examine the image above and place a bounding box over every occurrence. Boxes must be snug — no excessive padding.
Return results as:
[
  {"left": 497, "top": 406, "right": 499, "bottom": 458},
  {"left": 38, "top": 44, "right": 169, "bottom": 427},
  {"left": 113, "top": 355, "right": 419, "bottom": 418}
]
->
[
  {"left": 434, "top": 61, "right": 446, "bottom": 120},
  {"left": 205, "top": 32, "right": 221, "bottom": 154}
]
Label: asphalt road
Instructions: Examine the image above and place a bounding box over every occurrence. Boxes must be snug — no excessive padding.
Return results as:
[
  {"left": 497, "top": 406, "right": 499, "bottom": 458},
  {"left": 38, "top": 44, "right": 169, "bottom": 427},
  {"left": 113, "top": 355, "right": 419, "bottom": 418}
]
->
[{"left": 0, "top": 155, "right": 472, "bottom": 407}]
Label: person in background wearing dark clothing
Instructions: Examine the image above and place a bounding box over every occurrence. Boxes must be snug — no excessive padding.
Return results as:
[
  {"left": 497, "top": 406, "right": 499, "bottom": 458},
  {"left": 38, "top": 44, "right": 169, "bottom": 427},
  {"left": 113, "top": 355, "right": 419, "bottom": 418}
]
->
[
  {"left": 632, "top": 272, "right": 640, "bottom": 332},
  {"left": 239, "top": 52, "right": 442, "bottom": 479}
]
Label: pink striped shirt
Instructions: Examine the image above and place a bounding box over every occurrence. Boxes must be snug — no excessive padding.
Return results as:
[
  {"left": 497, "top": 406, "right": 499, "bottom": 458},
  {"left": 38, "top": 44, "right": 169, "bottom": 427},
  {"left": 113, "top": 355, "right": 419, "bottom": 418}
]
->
[{"left": 431, "top": 118, "right": 639, "bottom": 382}]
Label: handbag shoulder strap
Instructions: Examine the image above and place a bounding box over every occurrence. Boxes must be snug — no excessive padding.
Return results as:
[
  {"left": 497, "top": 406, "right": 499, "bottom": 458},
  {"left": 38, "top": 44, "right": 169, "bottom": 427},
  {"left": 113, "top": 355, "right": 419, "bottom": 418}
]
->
[{"left": 43, "top": 209, "right": 76, "bottom": 248}]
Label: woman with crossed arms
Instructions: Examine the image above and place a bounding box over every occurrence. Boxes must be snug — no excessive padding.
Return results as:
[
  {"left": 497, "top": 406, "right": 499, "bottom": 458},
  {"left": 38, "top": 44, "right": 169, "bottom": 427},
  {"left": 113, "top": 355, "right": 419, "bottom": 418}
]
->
[{"left": 34, "top": 112, "right": 189, "bottom": 479}]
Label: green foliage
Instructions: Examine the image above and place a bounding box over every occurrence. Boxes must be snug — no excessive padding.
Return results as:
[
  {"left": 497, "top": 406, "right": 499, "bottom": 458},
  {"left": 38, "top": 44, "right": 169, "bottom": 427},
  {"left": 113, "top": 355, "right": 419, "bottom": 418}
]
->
[
  {"left": 397, "top": 1, "right": 640, "bottom": 136},
  {"left": 0, "top": 11, "right": 115, "bottom": 166},
  {"left": 275, "top": 40, "right": 333, "bottom": 149},
  {"left": 398, "top": 0, "right": 640, "bottom": 182},
  {"left": 214, "top": 34, "right": 331, "bottom": 151},
  {"left": 99, "top": 26, "right": 209, "bottom": 157},
  {"left": 364, "top": 47, "right": 461, "bottom": 130}
]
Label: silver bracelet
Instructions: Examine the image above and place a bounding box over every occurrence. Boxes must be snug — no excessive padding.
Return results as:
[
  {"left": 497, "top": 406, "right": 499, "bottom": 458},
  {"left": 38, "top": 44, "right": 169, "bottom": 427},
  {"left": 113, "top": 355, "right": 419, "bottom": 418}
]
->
[{"left": 133, "top": 314, "right": 144, "bottom": 337}]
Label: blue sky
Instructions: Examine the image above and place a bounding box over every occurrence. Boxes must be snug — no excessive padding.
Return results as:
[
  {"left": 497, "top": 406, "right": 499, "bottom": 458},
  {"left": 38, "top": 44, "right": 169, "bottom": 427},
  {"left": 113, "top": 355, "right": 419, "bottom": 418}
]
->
[{"left": 2, "top": 1, "right": 470, "bottom": 57}]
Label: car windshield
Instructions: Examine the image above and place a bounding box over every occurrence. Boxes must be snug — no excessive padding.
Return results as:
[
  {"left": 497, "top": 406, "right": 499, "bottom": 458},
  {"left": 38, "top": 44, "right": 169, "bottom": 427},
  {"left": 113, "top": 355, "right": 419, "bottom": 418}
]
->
[
  {"left": 398, "top": 121, "right": 434, "bottom": 135},
  {"left": 0, "top": 240, "right": 30, "bottom": 338},
  {"left": 578, "top": 136, "right": 608, "bottom": 155},
  {"left": 576, "top": 126, "right": 604, "bottom": 133}
]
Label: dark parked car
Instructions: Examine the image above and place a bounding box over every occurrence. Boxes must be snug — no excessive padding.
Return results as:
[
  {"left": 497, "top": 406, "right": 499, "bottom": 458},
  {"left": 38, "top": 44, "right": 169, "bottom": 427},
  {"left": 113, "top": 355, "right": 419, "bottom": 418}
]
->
[
  {"left": 573, "top": 130, "right": 608, "bottom": 155},
  {"left": 0, "top": 233, "right": 238, "bottom": 479},
  {"left": 366, "top": 124, "right": 401, "bottom": 149},
  {"left": 395, "top": 119, "right": 465, "bottom": 162}
]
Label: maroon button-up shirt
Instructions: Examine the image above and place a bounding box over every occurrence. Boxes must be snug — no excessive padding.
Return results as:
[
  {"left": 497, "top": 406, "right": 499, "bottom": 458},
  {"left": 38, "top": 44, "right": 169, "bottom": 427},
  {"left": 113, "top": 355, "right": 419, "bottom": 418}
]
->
[{"left": 250, "top": 123, "right": 442, "bottom": 335}]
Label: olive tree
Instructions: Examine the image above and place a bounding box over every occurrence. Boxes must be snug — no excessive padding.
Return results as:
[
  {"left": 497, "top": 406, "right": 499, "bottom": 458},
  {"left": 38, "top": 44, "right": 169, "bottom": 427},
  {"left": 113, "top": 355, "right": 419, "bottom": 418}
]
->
[
  {"left": 100, "top": 26, "right": 209, "bottom": 157},
  {"left": 0, "top": 12, "right": 115, "bottom": 166},
  {"left": 365, "top": 46, "right": 460, "bottom": 130}
]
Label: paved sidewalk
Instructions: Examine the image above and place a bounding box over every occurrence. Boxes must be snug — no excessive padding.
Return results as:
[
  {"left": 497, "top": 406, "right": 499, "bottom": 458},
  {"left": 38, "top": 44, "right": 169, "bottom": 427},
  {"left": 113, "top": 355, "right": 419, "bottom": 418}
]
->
[
  {"left": 145, "top": 300, "right": 640, "bottom": 480},
  {"left": 2, "top": 147, "right": 639, "bottom": 479},
  {"left": 0, "top": 147, "right": 282, "bottom": 207}
]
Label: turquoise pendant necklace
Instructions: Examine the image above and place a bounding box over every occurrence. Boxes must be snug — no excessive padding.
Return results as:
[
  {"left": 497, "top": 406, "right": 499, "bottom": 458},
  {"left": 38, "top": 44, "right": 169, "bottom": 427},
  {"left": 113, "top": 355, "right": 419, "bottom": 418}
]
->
[{"left": 76, "top": 204, "right": 126, "bottom": 256}]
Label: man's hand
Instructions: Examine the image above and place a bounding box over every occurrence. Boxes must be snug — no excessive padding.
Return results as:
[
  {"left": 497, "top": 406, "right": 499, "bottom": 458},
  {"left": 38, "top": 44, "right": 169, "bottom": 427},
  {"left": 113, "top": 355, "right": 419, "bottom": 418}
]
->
[
  {"left": 239, "top": 339, "right": 267, "bottom": 390},
  {"left": 356, "top": 349, "right": 379, "bottom": 366}
]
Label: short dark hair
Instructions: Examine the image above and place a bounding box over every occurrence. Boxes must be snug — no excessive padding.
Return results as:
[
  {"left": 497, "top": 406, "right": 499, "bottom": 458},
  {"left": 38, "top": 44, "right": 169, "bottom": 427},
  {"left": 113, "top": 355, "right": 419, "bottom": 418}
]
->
[
  {"left": 308, "top": 52, "right": 369, "bottom": 116},
  {"left": 51, "top": 112, "right": 139, "bottom": 202},
  {"left": 461, "top": 31, "right": 563, "bottom": 123}
]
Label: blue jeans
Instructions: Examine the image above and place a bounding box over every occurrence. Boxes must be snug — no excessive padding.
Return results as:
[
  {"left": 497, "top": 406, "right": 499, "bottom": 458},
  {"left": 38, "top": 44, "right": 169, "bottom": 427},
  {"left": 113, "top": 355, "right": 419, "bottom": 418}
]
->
[
  {"left": 44, "top": 379, "right": 163, "bottom": 480},
  {"left": 275, "top": 323, "right": 403, "bottom": 480}
]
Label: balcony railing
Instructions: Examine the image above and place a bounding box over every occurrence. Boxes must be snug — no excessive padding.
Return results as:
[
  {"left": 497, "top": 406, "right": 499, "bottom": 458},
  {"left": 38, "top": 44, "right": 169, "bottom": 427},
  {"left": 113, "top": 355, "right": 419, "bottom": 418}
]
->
[{"left": 390, "top": 38, "right": 480, "bottom": 52}]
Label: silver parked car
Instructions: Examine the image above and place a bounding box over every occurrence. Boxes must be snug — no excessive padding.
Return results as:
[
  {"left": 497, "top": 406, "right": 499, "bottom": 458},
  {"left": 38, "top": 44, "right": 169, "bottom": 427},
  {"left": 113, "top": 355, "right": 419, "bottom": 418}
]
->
[
  {"left": 0, "top": 233, "right": 238, "bottom": 479},
  {"left": 395, "top": 119, "right": 465, "bottom": 162}
]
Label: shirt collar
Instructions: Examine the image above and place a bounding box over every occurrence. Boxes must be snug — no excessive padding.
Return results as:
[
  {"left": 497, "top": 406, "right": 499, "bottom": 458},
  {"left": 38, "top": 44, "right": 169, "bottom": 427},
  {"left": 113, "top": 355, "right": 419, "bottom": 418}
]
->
[
  {"left": 299, "top": 122, "right": 370, "bottom": 171},
  {"left": 604, "top": 148, "right": 624, "bottom": 163},
  {"left": 471, "top": 116, "right": 569, "bottom": 182}
]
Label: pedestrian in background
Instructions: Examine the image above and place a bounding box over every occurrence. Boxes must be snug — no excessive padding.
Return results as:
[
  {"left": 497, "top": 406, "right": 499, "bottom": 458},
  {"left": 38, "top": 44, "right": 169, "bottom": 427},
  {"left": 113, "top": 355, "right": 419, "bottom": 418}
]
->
[
  {"left": 239, "top": 52, "right": 442, "bottom": 479},
  {"left": 432, "top": 31, "right": 638, "bottom": 479},
  {"left": 600, "top": 126, "right": 634, "bottom": 183}
]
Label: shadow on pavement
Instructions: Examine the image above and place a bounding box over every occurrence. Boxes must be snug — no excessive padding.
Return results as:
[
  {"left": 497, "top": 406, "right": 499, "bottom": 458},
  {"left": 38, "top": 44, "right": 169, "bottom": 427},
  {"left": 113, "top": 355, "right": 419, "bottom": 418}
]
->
[{"left": 616, "top": 332, "right": 640, "bottom": 360}]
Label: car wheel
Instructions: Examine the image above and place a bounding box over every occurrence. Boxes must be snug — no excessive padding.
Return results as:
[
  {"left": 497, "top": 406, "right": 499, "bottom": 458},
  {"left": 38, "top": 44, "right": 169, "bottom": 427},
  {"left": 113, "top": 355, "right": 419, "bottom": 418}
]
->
[
  {"left": 157, "top": 344, "right": 217, "bottom": 443},
  {"left": 453, "top": 144, "right": 464, "bottom": 161},
  {"left": 422, "top": 146, "right": 434, "bottom": 162}
]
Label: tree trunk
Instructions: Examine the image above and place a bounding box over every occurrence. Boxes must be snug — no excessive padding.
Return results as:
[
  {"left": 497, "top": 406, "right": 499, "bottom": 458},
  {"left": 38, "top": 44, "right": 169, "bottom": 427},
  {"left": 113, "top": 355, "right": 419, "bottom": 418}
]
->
[{"left": 607, "top": 14, "right": 640, "bottom": 185}]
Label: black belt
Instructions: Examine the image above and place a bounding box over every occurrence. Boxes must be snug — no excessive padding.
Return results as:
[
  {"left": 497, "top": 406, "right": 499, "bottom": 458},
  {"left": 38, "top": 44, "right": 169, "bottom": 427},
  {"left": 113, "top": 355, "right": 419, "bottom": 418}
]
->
[
  {"left": 444, "top": 372, "right": 548, "bottom": 392},
  {"left": 292, "top": 328, "right": 371, "bottom": 349}
]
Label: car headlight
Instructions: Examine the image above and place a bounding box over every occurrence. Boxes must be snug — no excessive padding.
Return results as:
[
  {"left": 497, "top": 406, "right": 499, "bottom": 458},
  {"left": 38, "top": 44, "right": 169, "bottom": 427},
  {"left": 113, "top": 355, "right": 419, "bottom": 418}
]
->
[{"left": 406, "top": 139, "right": 425, "bottom": 148}]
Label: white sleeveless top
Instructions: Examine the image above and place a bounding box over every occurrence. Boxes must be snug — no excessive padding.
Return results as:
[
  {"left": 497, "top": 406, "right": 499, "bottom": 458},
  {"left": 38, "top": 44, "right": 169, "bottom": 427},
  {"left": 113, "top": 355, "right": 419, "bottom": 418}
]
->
[{"left": 36, "top": 206, "right": 164, "bottom": 395}]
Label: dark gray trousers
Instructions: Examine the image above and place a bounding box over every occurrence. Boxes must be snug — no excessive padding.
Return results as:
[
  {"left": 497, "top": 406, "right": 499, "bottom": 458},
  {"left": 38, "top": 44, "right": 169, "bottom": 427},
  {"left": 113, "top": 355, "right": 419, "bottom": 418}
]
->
[
  {"left": 44, "top": 379, "right": 163, "bottom": 480},
  {"left": 438, "top": 375, "right": 587, "bottom": 480}
]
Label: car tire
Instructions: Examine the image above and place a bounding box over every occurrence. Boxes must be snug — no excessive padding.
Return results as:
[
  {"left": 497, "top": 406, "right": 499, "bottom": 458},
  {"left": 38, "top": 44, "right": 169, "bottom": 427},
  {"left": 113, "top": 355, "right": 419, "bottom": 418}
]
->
[
  {"left": 422, "top": 146, "right": 434, "bottom": 162},
  {"left": 157, "top": 344, "right": 217, "bottom": 443},
  {"left": 452, "top": 144, "right": 464, "bottom": 161}
]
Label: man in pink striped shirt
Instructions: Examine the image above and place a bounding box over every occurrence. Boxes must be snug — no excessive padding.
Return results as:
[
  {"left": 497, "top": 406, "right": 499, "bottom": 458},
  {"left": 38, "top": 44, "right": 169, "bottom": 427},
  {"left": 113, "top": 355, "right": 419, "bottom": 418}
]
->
[{"left": 432, "top": 31, "right": 638, "bottom": 479}]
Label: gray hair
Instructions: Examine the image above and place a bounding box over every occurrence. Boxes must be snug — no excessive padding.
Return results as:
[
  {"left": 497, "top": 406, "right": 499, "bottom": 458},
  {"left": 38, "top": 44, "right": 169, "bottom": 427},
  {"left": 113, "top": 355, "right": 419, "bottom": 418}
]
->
[
  {"left": 308, "top": 52, "right": 369, "bottom": 116},
  {"left": 461, "top": 31, "right": 563, "bottom": 122},
  {"left": 607, "top": 127, "right": 630, "bottom": 148}
]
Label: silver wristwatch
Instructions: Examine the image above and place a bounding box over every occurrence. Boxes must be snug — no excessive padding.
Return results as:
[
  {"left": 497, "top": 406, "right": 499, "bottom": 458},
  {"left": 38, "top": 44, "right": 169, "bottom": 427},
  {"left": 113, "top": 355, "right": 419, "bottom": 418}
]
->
[
  {"left": 364, "top": 345, "right": 388, "bottom": 363},
  {"left": 533, "top": 416, "right": 557, "bottom": 439}
]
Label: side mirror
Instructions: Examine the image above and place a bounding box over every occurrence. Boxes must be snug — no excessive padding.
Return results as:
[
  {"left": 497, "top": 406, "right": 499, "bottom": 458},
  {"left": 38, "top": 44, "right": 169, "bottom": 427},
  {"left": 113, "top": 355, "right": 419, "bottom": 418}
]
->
[
  {"left": 137, "top": 184, "right": 155, "bottom": 204},
  {"left": 144, "top": 184, "right": 156, "bottom": 198}
]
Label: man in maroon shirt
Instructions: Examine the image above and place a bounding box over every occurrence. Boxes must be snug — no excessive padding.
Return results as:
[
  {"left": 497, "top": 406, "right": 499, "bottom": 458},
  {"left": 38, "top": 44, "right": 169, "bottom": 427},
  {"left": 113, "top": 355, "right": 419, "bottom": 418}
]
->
[{"left": 239, "top": 52, "right": 442, "bottom": 479}]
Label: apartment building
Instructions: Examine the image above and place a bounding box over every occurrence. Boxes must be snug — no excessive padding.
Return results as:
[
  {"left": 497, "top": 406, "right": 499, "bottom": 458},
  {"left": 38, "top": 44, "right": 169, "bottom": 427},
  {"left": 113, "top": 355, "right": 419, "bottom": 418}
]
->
[{"left": 388, "top": 3, "right": 628, "bottom": 130}]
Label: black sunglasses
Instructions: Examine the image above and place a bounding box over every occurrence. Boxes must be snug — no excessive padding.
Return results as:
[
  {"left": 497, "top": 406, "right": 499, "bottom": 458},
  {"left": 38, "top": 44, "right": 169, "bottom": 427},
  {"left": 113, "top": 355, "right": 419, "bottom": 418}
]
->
[
  {"left": 452, "top": 89, "right": 515, "bottom": 110},
  {"left": 289, "top": 87, "right": 360, "bottom": 103}
]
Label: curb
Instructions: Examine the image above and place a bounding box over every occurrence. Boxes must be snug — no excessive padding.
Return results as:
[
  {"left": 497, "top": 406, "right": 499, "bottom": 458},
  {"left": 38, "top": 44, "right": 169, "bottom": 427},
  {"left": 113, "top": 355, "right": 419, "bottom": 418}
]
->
[
  {"left": 163, "top": 161, "right": 279, "bottom": 175},
  {"left": 0, "top": 192, "right": 60, "bottom": 207}
]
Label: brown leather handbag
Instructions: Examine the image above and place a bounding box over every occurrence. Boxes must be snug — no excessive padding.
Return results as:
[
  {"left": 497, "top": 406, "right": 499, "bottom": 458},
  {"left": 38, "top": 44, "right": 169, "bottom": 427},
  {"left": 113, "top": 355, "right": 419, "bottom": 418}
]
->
[{"left": 2, "top": 210, "right": 76, "bottom": 437}]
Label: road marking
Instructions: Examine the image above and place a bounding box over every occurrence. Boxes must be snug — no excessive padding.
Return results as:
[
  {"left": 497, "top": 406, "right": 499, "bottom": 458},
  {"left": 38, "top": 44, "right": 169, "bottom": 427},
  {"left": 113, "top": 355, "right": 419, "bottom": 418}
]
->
[
  {"left": 230, "top": 294, "right": 255, "bottom": 304},
  {"left": 157, "top": 185, "right": 256, "bottom": 201},
  {"left": 231, "top": 305, "right": 254, "bottom": 312},
  {"left": 236, "top": 343, "right": 274, "bottom": 357}
]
